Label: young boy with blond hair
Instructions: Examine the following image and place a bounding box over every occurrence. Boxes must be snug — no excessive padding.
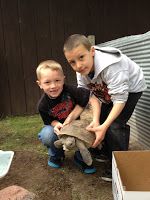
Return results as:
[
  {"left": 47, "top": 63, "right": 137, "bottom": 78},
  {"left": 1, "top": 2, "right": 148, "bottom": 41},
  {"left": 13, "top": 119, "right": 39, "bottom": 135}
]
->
[{"left": 36, "top": 59, "right": 96, "bottom": 174}]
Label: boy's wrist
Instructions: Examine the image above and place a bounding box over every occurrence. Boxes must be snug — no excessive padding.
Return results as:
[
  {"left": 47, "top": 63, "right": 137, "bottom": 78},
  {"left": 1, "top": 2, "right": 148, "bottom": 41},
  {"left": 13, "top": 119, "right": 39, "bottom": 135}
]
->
[
  {"left": 51, "top": 120, "right": 60, "bottom": 127},
  {"left": 92, "top": 120, "right": 99, "bottom": 126},
  {"left": 102, "top": 121, "right": 110, "bottom": 130}
]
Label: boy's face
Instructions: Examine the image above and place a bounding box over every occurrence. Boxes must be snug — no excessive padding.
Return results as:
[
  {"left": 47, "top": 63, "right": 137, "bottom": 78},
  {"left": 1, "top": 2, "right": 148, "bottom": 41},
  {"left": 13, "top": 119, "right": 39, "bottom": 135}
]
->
[
  {"left": 64, "top": 44, "right": 95, "bottom": 75},
  {"left": 37, "top": 68, "right": 65, "bottom": 98}
]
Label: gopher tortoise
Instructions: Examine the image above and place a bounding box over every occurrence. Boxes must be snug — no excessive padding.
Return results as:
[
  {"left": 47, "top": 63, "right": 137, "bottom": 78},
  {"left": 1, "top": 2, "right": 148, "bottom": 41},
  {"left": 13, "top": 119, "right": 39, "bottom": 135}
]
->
[{"left": 54, "top": 119, "right": 95, "bottom": 166}]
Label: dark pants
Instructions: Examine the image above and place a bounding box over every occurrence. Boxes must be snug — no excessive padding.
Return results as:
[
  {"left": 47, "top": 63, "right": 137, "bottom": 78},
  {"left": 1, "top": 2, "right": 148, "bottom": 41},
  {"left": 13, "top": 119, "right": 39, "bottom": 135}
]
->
[{"left": 100, "top": 92, "right": 142, "bottom": 160}]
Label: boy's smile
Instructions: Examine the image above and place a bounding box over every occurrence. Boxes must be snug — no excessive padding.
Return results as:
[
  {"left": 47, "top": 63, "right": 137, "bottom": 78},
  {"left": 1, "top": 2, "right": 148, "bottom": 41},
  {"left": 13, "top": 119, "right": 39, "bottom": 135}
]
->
[{"left": 64, "top": 44, "right": 95, "bottom": 75}]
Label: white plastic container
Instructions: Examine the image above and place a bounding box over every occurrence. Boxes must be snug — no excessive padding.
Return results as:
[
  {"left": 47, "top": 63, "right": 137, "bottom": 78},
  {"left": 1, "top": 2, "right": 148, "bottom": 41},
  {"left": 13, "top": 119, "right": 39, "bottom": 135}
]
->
[{"left": 0, "top": 150, "right": 14, "bottom": 178}]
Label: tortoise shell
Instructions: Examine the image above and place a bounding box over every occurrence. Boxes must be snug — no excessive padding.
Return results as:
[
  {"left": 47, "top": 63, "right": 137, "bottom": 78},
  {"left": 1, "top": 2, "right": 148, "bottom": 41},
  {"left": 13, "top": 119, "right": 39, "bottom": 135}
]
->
[{"left": 59, "top": 119, "right": 95, "bottom": 147}]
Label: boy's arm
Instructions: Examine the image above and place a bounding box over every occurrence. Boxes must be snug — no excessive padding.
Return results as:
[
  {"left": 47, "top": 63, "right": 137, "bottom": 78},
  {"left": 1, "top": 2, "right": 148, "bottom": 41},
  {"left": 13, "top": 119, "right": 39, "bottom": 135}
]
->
[
  {"left": 51, "top": 120, "right": 63, "bottom": 135},
  {"left": 63, "top": 105, "right": 84, "bottom": 126},
  {"left": 52, "top": 105, "right": 84, "bottom": 135},
  {"left": 87, "top": 102, "right": 125, "bottom": 147},
  {"left": 87, "top": 95, "right": 101, "bottom": 128},
  {"left": 102, "top": 102, "right": 125, "bottom": 129}
]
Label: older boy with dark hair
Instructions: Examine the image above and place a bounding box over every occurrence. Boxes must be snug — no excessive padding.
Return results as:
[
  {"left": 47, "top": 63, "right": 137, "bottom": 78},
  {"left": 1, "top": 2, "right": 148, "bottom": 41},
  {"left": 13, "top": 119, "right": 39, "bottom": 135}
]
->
[{"left": 64, "top": 34, "right": 146, "bottom": 181}]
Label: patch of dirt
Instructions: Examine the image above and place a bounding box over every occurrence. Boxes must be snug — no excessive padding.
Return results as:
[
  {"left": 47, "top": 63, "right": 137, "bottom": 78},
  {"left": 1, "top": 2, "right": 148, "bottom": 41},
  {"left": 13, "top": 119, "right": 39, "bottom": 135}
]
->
[{"left": 0, "top": 151, "right": 113, "bottom": 200}]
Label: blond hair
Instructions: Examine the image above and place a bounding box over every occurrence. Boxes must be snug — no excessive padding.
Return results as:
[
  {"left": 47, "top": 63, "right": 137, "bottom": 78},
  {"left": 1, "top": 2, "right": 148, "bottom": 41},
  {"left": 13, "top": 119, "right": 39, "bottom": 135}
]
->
[
  {"left": 63, "top": 34, "right": 92, "bottom": 52},
  {"left": 36, "top": 60, "right": 64, "bottom": 80}
]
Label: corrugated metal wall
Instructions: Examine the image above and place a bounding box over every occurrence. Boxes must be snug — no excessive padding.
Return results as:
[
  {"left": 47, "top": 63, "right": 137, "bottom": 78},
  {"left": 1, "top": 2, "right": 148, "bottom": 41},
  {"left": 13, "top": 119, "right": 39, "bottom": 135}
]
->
[{"left": 98, "top": 31, "right": 150, "bottom": 149}]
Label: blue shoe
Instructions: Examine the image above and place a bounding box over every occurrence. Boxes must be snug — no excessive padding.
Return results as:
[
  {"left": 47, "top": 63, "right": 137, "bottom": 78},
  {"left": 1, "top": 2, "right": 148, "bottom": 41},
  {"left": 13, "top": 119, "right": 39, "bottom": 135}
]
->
[
  {"left": 74, "top": 155, "right": 96, "bottom": 174},
  {"left": 48, "top": 157, "right": 63, "bottom": 168}
]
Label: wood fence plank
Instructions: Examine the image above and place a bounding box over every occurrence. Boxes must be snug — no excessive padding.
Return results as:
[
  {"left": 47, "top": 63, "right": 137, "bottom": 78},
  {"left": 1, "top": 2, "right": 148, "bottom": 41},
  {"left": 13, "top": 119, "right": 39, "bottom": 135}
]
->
[
  {"left": 34, "top": 0, "right": 52, "bottom": 62},
  {"left": 103, "top": 0, "right": 128, "bottom": 42},
  {"left": 127, "top": 1, "right": 150, "bottom": 35},
  {"left": 18, "top": 0, "right": 39, "bottom": 114},
  {"left": 1, "top": 0, "right": 26, "bottom": 115},
  {"left": 0, "top": 0, "right": 11, "bottom": 117}
]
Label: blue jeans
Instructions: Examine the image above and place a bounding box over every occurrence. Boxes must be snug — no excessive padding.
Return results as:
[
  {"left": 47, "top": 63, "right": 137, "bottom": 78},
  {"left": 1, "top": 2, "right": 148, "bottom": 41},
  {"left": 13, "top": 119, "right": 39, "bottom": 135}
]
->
[{"left": 38, "top": 125, "right": 64, "bottom": 159}]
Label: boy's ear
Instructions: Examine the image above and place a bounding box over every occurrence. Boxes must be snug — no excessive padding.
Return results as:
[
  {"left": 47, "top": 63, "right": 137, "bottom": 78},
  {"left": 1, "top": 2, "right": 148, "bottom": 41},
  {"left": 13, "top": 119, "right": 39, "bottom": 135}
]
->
[
  {"left": 91, "top": 46, "right": 95, "bottom": 56},
  {"left": 36, "top": 80, "right": 42, "bottom": 89}
]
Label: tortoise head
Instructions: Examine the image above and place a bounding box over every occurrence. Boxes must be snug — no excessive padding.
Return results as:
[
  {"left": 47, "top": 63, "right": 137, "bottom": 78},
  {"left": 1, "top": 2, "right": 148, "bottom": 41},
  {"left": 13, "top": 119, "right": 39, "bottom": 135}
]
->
[
  {"left": 54, "top": 136, "right": 76, "bottom": 151},
  {"left": 64, "top": 136, "right": 76, "bottom": 150}
]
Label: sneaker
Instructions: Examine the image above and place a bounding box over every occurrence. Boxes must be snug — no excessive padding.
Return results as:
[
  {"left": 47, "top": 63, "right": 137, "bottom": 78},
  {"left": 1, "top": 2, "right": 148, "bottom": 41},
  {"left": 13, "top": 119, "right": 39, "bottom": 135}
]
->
[
  {"left": 101, "top": 168, "right": 112, "bottom": 182},
  {"left": 89, "top": 148, "right": 109, "bottom": 163},
  {"left": 94, "top": 154, "right": 109, "bottom": 163},
  {"left": 74, "top": 155, "right": 96, "bottom": 174},
  {"left": 48, "top": 157, "right": 63, "bottom": 168}
]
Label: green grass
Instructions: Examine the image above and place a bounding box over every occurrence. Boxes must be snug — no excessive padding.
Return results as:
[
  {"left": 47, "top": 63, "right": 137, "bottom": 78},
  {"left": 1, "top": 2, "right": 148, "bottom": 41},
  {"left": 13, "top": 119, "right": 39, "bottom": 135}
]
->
[{"left": 0, "top": 114, "right": 46, "bottom": 154}]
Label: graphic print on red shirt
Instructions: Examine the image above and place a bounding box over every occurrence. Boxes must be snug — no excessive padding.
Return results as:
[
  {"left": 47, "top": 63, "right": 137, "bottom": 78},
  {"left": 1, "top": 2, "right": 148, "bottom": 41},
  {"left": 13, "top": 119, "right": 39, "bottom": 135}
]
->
[
  {"left": 87, "top": 82, "right": 111, "bottom": 104},
  {"left": 51, "top": 98, "right": 73, "bottom": 120}
]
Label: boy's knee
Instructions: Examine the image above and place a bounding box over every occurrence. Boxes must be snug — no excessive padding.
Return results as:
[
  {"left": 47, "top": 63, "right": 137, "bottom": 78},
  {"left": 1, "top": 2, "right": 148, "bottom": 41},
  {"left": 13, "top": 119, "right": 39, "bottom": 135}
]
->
[{"left": 38, "top": 125, "right": 58, "bottom": 146}]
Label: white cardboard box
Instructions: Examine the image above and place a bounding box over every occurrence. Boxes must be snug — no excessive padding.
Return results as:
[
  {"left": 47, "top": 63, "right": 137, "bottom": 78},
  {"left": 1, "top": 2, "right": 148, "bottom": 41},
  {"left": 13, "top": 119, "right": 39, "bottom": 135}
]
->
[{"left": 112, "top": 151, "right": 150, "bottom": 200}]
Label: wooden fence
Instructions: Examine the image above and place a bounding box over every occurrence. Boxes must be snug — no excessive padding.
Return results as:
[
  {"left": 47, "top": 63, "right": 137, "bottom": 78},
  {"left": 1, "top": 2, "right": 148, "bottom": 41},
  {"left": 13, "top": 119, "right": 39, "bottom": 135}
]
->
[{"left": 0, "top": 0, "right": 150, "bottom": 116}]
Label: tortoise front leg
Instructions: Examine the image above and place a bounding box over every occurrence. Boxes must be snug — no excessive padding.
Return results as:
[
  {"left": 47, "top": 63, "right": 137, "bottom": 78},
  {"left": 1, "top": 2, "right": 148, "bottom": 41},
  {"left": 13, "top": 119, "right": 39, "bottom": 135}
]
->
[
  {"left": 76, "top": 139, "right": 93, "bottom": 166},
  {"left": 54, "top": 139, "right": 63, "bottom": 148}
]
